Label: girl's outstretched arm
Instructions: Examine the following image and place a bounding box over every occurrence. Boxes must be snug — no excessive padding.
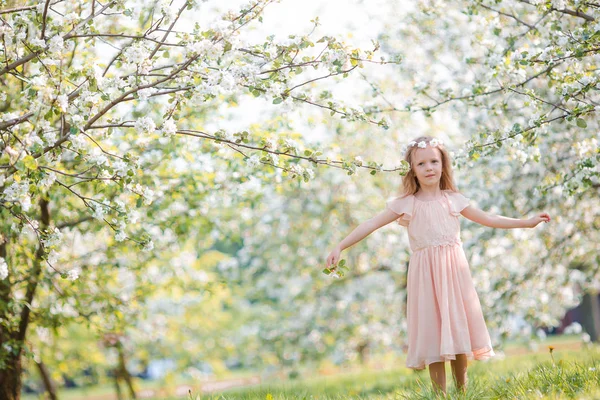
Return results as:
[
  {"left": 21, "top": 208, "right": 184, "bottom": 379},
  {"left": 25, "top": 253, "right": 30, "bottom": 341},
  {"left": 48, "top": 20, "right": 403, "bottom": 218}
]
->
[
  {"left": 325, "top": 209, "right": 401, "bottom": 268},
  {"left": 461, "top": 205, "right": 551, "bottom": 229}
]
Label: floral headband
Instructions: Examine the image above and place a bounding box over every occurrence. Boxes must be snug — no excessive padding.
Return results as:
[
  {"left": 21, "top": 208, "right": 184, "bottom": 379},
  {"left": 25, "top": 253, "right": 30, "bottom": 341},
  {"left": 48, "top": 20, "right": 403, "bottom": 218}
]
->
[{"left": 402, "top": 138, "right": 443, "bottom": 153}]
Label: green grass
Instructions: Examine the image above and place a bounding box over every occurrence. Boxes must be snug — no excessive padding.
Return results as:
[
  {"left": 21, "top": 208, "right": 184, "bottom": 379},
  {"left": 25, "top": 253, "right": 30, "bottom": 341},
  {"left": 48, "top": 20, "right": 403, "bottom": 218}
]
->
[
  {"left": 22, "top": 339, "right": 600, "bottom": 400},
  {"left": 184, "top": 345, "right": 600, "bottom": 400}
]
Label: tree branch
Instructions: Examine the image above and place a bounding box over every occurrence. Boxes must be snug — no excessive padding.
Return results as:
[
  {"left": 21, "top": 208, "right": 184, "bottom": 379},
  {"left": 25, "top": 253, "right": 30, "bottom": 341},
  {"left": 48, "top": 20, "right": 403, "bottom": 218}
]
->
[
  {"left": 40, "top": 0, "right": 52, "bottom": 39},
  {"left": 518, "top": 0, "right": 595, "bottom": 21},
  {"left": 480, "top": 4, "right": 535, "bottom": 28}
]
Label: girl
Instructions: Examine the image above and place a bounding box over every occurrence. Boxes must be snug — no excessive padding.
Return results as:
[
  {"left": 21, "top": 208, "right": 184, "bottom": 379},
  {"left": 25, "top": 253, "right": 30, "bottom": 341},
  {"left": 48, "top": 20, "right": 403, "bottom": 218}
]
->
[{"left": 325, "top": 136, "right": 551, "bottom": 396}]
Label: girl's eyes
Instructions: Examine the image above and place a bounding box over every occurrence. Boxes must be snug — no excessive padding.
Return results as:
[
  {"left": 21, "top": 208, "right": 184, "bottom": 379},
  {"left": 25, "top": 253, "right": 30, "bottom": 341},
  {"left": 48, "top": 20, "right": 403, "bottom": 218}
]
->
[{"left": 418, "top": 160, "right": 439, "bottom": 166}]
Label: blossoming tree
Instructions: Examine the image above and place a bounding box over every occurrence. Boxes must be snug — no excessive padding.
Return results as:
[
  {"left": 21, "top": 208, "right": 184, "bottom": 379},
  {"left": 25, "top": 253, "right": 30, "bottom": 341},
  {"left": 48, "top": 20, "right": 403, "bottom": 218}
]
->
[{"left": 0, "top": 0, "right": 393, "bottom": 396}]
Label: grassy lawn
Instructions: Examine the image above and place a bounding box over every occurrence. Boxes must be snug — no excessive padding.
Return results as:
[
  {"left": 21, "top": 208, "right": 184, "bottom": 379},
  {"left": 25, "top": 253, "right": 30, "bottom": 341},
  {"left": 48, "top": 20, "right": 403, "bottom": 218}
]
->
[
  {"left": 22, "top": 337, "right": 600, "bottom": 400},
  {"left": 186, "top": 342, "right": 600, "bottom": 400}
]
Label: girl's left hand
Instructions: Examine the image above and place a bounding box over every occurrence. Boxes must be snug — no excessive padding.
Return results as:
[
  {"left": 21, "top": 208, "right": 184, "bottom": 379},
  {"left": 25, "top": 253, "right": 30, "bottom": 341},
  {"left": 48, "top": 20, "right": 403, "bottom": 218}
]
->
[{"left": 527, "top": 213, "right": 551, "bottom": 228}]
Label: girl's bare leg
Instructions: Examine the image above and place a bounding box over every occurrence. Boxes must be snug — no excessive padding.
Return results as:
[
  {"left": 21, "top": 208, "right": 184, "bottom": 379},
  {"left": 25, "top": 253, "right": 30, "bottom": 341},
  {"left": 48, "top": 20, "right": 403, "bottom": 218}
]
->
[
  {"left": 450, "top": 354, "right": 468, "bottom": 393},
  {"left": 428, "top": 361, "right": 446, "bottom": 396}
]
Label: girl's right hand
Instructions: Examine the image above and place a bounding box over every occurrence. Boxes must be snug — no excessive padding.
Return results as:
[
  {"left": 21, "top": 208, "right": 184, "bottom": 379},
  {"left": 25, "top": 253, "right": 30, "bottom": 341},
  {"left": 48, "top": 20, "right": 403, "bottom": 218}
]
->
[
  {"left": 527, "top": 212, "right": 551, "bottom": 228},
  {"left": 326, "top": 246, "right": 342, "bottom": 269}
]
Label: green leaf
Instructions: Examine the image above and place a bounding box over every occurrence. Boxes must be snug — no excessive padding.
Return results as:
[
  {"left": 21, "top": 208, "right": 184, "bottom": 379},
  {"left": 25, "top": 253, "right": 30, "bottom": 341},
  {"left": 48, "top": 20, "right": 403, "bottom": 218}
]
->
[
  {"left": 272, "top": 97, "right": 283, "bottom": 104},
  {"left": 576, "top": 118, "right": 587, "bottom": 128},
  {"left": 23, "top": 155, "right": 37, "bottom": 170},
  {"left": 322, "top": 268, "right": 331, "bottom": 275}
]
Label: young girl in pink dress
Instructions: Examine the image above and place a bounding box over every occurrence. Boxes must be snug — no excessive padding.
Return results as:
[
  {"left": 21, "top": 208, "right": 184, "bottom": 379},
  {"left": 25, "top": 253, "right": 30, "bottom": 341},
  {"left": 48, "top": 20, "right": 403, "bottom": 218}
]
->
[{"left": 325, "top": 136, "right": 551, "bottom": 396}]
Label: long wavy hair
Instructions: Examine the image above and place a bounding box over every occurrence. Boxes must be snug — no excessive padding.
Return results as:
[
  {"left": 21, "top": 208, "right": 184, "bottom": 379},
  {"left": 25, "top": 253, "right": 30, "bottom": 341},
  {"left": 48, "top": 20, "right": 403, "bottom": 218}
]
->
[{"left": 398, "top": 136, "right": 458, "bottom": 196}]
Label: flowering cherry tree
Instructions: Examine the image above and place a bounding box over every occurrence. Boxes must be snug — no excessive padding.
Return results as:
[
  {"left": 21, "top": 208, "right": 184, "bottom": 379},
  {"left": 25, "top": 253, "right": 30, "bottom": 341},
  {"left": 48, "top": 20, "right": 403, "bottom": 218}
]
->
[
  {"left": 1, "top": 0, "right": 599, "bottom": 395},
  {"left": 0, "top": 0, "right": 397, "bottom": 396},
  {"left": 199, "top": 0, "right": 600, "bottom": 373},
  {"left": 369, "top": 0, "right": 599, "bottom": 337}
]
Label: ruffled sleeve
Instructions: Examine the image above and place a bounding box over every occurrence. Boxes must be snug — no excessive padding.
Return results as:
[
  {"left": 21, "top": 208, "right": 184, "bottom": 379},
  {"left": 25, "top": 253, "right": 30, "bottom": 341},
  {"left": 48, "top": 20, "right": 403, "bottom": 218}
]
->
[
  {"left": 386, "top": 195, "right": 414, "bottom": 223},
  {"left": 445, "top": 191, "right": 471, "bottom": 216}
]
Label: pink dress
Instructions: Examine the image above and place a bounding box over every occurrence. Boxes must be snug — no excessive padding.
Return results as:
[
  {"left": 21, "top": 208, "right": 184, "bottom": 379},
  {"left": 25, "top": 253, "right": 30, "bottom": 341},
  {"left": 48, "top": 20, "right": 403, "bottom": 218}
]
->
[{"left": 386, "top": 189, "right": 495, "bottom": 370}]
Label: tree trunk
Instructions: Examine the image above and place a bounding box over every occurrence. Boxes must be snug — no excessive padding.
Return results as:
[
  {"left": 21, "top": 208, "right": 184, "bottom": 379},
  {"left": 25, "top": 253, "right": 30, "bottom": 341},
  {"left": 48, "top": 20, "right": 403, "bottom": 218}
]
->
[
  {"left": 114, "top": 372, "right": 123, "bottom": 400},
  {"left": 0, "top": 198, "right": 50, "bottom": 400},
  {"left": 36, "top": 359, "right": 58, "bottom": 400},
  {"left": 117, "top": 342, "right": 136, "bottom": 399},
  {"left": 357, "top": 341, "right": 369, "bottom": 365},
  {"left": 0, "top": 241, "right": 22, "bottom": 400},
  {"left": 581, "top": 292, "right": 600, "bottom": 342},
  {"left": 0, "top": 352, "right": 24, "bottom": 400}
]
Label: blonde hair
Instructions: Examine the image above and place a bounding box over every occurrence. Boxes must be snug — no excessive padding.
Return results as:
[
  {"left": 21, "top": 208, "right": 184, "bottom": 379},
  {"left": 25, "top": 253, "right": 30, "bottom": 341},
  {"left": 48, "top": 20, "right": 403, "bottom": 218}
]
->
[{"left": 398, "top": 136, "right": 458, "bottom": 196}]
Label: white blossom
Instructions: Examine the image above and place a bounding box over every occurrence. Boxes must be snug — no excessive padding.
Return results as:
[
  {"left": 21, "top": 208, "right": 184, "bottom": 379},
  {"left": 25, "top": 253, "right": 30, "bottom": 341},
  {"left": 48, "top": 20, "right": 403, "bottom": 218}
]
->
[
  {"left": 69, "top": 134, "right": 87, "bottom": 151},
  {"left": 48, "top": 35, "right": 64, "bottom": 54},
  {"left": 580, "top": 76, "right": 592, "bottom": 86},
  {"left": 91, "top": 202, "right": 106, "bottom": 220},
  {"left": 66, "top": 269, "right": 79, "bottom": 281},
  {"left": 188, "top": 39, "right": 223, "bottom": 58},
  {"left": 3, "top": 181, "right": 32, "bottom": 211},
  {"left": 57, "top": 94, "right": 69, "bottom": 111},
  {"left": 47, "top": 249, "right": 59, "bottom": 264},
  {"left": 564, "top": 322, "right": 582, "bottom": 334},
  {"left": 557, "top": 35, "right": 569, "bottom": 46},
  {"left": 3, "top": 145, "right": 20, "bottom": 163},
  {"left": 135, "top": 117, "right": 156, "bottom": 134},
  {"left": 582, "top": 332, "right": 591, "bottom": 343},
  {"left": 30, "top": 74, "right": 47, "bottom": 87},
  {"left": 64, "top": 12, "right": 79, "bottom": 25},
  {"left": 69, "top": 114, "right": 85, "bottom": 129},
  {"left": 142, "top": 186, "right": 155, "bottom": 205},
  {"left": 123, "top": 43, "right": 150, "bottom": 64},
  {"left": 246, "top": 154, "right": 260, "bottom": 168},
  {"left": 88, "top": 148, "right": 108, "bottom": 166},
  {"left": 161, "top": 118, "right": 177, "bottom": 137},
  {"left": 289, "top": 164, "right": 305, "bottom": 176},
  {"left": 266, "top": 152, "right": 279, "bottom": 166},
  {"left": 39, "top": 171, "right": 56, "bottom": 190},
  {"left": 417, "top": 141, "right": 427, "bottom": 148},
  {"left": 142, "top": 240, "right": 154, "bottom": 252},
  {"left": 159, "top": 0, "right": 177, "bottom": 21},
  {"left": 42, "top": 227, "right": 62, "bottom": 248},
  {"left": 138, "top": 87, "right": 157, "bottom": 101},
  {"left": 283, "top": 138, "right": 300, "bottom": 154},
  {"left": 112, "top": 160, "right": 129, "bottom": 177},
  {"left": 528, "top": 114, "right": 540, "bottom": 128},
  {"left": 0, "top": 258, "right": 8, "bottom": 280}
]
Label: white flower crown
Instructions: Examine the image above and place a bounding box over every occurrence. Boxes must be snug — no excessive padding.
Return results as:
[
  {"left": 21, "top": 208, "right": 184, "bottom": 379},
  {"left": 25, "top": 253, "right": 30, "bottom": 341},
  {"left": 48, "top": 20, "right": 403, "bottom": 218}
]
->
[{"left": 402, "top": 139, "right": 443, "bottom": 152}]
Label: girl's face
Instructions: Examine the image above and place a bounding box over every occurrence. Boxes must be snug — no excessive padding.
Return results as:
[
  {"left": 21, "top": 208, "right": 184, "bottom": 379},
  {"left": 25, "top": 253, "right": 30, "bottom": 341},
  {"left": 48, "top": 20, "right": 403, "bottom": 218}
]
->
[{"left": 411, "top": 147, "right": 443, "bottom": 187}]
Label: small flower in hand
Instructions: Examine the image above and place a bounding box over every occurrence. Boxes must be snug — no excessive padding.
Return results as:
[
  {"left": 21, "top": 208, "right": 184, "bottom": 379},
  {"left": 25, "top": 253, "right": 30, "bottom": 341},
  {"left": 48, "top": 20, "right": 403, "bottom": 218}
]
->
[{"left": 528, "top": 213, "right": 551, "bottom": 228}]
